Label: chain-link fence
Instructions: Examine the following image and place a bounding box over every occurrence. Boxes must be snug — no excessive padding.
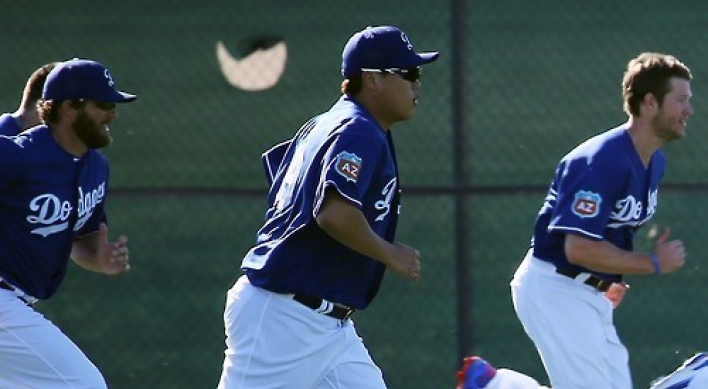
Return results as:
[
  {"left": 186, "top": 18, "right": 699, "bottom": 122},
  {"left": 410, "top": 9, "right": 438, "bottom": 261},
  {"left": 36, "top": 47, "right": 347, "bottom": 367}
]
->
[{"left": 2, "top": 1, "right": 708, "bottom": 388}]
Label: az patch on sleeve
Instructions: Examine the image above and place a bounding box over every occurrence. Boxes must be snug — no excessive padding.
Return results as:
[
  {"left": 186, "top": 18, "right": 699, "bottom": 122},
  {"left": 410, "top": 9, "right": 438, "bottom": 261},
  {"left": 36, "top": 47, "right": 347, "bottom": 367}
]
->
[
  {"left": 335, "top": 151, "right": 362, "bottom": 183},
  {"left": 572, "top": 190, "right": 601, "bottom": 218}
]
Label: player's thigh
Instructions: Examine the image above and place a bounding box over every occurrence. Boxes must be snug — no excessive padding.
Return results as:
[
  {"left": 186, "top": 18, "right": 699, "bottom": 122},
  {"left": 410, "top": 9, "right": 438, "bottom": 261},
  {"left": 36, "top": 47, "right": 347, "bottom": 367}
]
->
[
  {"left": 219, "top": 277, "right": 351, "bottom": 389},
  {"left": 515, "top": 279, "right": 628, "bottom": 389},
  {"left": 606, "top": 328, "right": 631, "bottom": 389},
  {"left": 316, "top": 362, "right": 386, "bottom": 389},
  {"left": 542, "top": 318, "right": 630, "bottom": 389},
  {"left": 315, "top": 332, "right": 387, "bottom": 389},
  {"left": 0, "top": 294, "right": 106, "bottom": 389}
]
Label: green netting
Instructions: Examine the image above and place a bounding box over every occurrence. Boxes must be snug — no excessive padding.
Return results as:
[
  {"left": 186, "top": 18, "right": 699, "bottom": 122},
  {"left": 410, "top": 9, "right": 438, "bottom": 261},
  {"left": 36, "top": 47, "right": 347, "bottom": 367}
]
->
[{"left": 1, "top": 1, "right": 707, "bottom": 388}]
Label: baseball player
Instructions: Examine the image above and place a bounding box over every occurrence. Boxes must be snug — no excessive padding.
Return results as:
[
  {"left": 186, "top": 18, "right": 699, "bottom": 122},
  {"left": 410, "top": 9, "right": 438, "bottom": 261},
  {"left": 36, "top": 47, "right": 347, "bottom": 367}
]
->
[
  {"left": 0, "top": 62, "right": 59, "bottom": 135},
  {"left": 216, "top": 25, "right": 438, "bottom": 389},
  {"left": 0, "top": 58, "right": 135, "bottom": 389},
  {"left": 649, "top": 352, "right": 708, "bottom": 389},
  {"left": 454, "top": 353, "right": 708, "bottom": 389},
  {"left": 510, "top": 52, "right": 691, "bottom": 389}
]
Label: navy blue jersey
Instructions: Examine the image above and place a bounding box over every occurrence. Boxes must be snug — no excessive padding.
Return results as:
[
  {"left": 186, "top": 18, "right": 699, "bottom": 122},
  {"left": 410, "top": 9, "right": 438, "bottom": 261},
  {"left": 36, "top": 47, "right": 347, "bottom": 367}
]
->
[
  {"left": 242, "top": 95, "right": 400, "bottom": 309},
  {"left": 532, "top": 124, "right": 664, "bottom": 282},
  {"left": 0, "top": 125, "right": 109, "bottom": 299},
  {"left": 0, "top": 113, "right": 22, "bottom": 136}
]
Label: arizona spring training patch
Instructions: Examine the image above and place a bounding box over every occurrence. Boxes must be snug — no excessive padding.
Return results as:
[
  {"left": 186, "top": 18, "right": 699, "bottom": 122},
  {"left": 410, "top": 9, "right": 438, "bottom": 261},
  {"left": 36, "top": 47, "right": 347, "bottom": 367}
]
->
[
  {"left": 572, "top": 190, "right": 601, "bottom": 218},
  {"left": 334, "top": 151, "right": 362, "bottom": 183}
]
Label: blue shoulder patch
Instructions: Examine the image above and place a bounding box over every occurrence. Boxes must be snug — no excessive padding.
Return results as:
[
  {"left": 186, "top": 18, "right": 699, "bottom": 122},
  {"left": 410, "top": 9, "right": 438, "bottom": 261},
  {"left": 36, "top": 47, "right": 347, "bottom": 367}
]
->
[
  {"left": 572, "top": 190, "right": 601, "bottom": 218},
  {"left": 334, "top": 151, "right": 362, "bottom": 183}
]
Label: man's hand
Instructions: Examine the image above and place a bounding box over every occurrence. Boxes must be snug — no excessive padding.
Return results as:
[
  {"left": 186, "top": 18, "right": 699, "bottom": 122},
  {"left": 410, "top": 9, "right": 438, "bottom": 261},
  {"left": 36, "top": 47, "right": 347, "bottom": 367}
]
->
[
  {"left": 653, "top": 228, "right": 685, "bottom": 274},
  {"left": 605, "top": 282, "right": 629, "bottom": 308},
  {"left": 72, "top": 223, "right": 130, "bottom": 275},
  {"left": 387, "top": 242, "right": 421, "bottom": 282},
  {"left": 100, "top": 223, "right": 131, "bottom": 275}
]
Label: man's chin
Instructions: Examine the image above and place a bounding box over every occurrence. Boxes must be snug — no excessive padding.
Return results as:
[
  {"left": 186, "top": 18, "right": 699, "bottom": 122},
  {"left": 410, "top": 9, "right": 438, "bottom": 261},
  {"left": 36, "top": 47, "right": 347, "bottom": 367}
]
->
[
  {"left": 660, "top": 128, "right": 685, "bottom": 142},
  {"left": 96, "top": 137, "right": 112, "bottom": 149},
  {"left": 85, "top": 135, "right": 112, "bottom": 149}
]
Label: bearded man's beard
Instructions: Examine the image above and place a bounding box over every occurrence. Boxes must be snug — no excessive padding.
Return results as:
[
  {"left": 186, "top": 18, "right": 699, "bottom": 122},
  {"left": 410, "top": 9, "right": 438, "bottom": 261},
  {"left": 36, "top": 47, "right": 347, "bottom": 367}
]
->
[{"left": 73, "top": 110, "right": 112, "bottom": 149}]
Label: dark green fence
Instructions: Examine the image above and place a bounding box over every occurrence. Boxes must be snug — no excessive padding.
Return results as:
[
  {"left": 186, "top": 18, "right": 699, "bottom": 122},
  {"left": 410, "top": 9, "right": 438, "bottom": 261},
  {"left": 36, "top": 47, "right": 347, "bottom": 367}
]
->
[{"left": 2, "top": 1, "right": 707, "bottom": 388}]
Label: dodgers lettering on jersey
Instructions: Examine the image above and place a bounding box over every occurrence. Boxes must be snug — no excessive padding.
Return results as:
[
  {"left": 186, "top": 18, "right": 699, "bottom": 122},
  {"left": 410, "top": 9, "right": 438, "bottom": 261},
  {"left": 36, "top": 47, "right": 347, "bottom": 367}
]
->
[
  {"left": 0, "top": 126, "right": 109, "bottom": 299},
  {"left": 532, "top": 124, "right": 665, "bottom": 282},
  {"left": 242, "top": 95, "right": 400, "bottom": 309},
  {"left": 27, "top": 183, "right": 106, "bottom": 238}
]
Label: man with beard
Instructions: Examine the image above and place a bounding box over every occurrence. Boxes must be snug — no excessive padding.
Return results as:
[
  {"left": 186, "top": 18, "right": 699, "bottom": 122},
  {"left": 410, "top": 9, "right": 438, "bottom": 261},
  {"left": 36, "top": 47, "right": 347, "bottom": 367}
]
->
[
  {"left": 0, "top": 58, "right": 135, "bottom": 389},
  {"left": 0, "top": 61, "right": 59, "bottom": 135},
  {"left": 510, "top": 52, "right": 691, "bottom": 389}
]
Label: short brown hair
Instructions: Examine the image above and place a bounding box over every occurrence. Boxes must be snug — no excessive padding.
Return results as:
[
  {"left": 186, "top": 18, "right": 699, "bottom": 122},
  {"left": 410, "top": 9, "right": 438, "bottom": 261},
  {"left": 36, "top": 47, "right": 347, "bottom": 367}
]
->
[
  {"left": 622, "top": 53, "right": 692, "bottom": 116},
  {"left": 22, "top": 62, "right": 59, "bottom": 109}
]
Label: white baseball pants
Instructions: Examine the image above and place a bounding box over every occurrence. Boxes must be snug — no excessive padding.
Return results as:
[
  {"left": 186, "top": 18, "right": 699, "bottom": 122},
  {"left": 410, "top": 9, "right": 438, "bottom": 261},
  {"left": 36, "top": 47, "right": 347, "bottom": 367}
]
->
[
  {"left": 0, "top": 288, "right": 106, "bottom": 389},
  {"left": 510, "top": 251, "right": 632, "bottom": 389},
  {"left": 217, "top": 276, "right": 387, "bottom": 389}
]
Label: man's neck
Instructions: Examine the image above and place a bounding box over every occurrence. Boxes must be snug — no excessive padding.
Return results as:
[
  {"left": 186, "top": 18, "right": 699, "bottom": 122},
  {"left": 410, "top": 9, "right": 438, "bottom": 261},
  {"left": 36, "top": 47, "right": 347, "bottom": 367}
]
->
[{"left": 626, "top": 117, "right": 664, "bottom": 167}]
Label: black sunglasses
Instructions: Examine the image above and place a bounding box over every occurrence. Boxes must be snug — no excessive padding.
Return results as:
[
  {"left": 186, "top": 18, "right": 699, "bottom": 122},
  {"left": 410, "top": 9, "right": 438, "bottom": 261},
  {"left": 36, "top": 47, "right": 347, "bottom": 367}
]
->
[{"left": 361, "top": 67, "right": 421, "bottom": 82}]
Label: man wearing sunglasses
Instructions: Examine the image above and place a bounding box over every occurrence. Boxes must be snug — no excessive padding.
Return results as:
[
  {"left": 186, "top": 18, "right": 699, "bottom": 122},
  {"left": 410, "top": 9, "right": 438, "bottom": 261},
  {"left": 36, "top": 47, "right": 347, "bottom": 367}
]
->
[
  {"left": 0, "top": 58, "right": 135, "bottom": 389},
  {"left": 218, "top": 25, "right": 438, "bottom": 389}
]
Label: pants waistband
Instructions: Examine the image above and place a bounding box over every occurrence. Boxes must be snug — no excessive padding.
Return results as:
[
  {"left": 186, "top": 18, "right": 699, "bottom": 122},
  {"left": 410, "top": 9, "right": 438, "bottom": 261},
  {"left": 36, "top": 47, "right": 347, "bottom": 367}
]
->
[
  {"left": 526, "top": 254, "right": 613, "bottom": 293},
  {"left": 0, "top": 279, "right": 38, "bottom": 305},
  {"left": 554, "top": 266, "right": 613, "bottom": 292},
  {"left": 292, "top": 294, "right": 355, "bottom": 321}
]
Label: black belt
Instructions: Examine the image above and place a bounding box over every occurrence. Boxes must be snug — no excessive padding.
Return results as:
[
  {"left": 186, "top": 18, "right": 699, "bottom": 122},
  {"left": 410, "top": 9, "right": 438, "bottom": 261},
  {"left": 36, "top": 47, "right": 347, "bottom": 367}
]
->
[
  {"left": 0, "top": 280, "right": 37, "bottom": 305},
  {"left": 292, "top": 294, "right": 355, "bottom": 321},
  {"left": 555, "top": 267, "right": 613, "bottom": 292}
]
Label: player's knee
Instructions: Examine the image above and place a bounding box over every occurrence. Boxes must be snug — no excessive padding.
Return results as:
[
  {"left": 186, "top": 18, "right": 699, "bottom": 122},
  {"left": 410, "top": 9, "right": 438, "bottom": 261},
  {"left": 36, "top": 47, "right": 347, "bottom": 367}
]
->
[{"left": 492, "top": 369, "right": 542, "bottom": 389}]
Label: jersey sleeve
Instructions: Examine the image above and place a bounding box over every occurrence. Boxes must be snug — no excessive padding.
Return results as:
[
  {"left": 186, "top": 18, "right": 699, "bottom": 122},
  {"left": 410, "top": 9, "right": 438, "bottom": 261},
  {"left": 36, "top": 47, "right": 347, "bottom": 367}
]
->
[
  {"left": 0, "top": 137, "right": 24, "bottom": 189},
  {"left": 261, "top": 140, "right": 291, "bottom": 186},
  {"left": 0, "top": 115, "right": 21, "bottom": 136},
  {"left": 548, "top": 155, "right": 627, "bottom": 240},
  {"left": 314, "top": 131, "right": 383, "bottom": 214},
  {"left": 75, "top": 203, "right": 107, "bottom": 237}
]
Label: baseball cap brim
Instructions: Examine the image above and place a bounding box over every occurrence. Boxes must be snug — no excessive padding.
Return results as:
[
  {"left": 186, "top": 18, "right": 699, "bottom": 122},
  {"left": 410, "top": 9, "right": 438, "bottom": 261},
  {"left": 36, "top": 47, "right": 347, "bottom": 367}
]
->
[
  {"left": 413, "top": 52, "right": 440, "bottom": 66},
  {"left": 96, "top": 90, "right": 137, "bottom": 103},
  {"left": 393, "top": 51, "right": 439, "bottom": 70},
  {"left": 115, "top": 91, "right": 137, "bottom": 103}
]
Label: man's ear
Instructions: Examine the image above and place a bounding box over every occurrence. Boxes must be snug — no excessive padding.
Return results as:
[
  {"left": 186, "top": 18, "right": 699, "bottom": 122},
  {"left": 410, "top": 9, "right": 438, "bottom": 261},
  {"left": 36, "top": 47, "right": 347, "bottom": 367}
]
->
[
  {"left": 361, "top": 72, "right": 379, "bottom": 90},
  {"left": 642, "top": 93, "right": 659, "bottom": 113}
]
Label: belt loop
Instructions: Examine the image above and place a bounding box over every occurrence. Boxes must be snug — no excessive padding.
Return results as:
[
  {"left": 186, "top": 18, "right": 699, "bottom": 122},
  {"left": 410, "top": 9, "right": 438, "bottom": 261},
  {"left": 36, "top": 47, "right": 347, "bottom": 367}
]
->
[{"left": 316, "top": 300, "right": 334, "bottom": 315}]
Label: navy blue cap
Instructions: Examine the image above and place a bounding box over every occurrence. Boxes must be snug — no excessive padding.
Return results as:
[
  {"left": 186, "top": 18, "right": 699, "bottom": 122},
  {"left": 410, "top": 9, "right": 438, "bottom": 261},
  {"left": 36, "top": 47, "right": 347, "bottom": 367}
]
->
[
  {"left": 42, "top": 58, "right": 137, "bottom": 103},
  {"left": 341, "top": 25, "right": 439, "bottom": 78}
]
